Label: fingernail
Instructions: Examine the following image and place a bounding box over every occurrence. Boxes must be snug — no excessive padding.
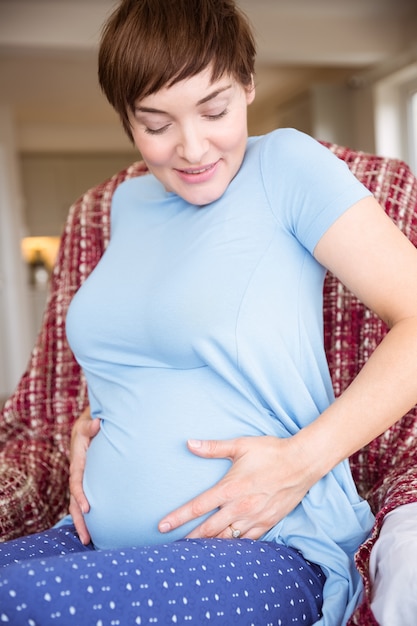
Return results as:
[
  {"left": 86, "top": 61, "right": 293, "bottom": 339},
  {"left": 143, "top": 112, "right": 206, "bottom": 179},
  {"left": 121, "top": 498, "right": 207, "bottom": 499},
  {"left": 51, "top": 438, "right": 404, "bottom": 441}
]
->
[
  {"left": 188, "top": 439, "right": 202, "bottom": 448},
  {"left": 159, "top": 522, "right": 171, "bottom": 533}
]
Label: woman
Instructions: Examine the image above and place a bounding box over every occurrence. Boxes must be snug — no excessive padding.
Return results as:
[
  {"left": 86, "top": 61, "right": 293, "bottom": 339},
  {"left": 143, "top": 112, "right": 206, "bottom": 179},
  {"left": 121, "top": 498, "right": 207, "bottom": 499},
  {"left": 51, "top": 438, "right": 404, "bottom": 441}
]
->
[{"left": 2, "top": 1, "right": 417, "bottom": 624}]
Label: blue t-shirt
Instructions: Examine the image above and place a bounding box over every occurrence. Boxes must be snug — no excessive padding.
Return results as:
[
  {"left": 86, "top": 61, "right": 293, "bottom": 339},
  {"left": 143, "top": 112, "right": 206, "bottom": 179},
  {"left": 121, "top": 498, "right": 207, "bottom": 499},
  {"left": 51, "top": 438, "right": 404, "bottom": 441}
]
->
[{"left": 66, "top": 129, "right": 375, "bottom": 625}]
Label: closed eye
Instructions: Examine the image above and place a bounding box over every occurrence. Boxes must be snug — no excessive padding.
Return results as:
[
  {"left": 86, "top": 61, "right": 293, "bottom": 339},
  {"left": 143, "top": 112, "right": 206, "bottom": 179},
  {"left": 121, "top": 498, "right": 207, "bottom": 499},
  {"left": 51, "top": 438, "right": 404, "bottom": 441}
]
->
[
  {"left": 205, "top": 109, "right": 228, "bottom": 121},
  {"left": 144, "top": 124, "right": 171, "bottom": 135}
]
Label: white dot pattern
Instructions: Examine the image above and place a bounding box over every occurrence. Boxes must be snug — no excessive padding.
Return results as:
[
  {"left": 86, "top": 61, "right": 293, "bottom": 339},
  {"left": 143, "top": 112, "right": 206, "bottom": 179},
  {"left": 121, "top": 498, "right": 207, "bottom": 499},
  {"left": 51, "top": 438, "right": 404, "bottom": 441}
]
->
[{"left": 0, "top": 526, "right": 324, "bottom": 625}]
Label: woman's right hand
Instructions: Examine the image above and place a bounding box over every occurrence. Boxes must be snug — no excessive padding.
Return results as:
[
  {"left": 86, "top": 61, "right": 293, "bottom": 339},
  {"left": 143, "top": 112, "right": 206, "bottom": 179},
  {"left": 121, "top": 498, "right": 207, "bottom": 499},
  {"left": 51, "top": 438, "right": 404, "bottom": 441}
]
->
[{"left": 69, "top": 405, "right": 100, "bottom": 545}]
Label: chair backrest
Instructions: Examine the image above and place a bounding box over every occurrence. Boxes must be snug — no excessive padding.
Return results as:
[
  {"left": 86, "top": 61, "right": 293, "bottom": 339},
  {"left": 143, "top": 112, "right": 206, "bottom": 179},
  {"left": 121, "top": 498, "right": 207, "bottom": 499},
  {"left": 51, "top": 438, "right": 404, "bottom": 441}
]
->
[
  {"left": 1, "top": 144, "right": 416, "bottom": 541},
  {"left": 322, "top": 143, "right": 417, "bottom": 510}
]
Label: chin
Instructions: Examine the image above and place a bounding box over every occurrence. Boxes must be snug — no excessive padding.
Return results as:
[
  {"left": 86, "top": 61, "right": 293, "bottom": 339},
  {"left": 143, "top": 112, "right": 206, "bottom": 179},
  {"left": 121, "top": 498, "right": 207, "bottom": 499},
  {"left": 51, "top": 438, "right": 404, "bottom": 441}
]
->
[{"left": 183, "top": 182, "right": 230, "bottom": 206}]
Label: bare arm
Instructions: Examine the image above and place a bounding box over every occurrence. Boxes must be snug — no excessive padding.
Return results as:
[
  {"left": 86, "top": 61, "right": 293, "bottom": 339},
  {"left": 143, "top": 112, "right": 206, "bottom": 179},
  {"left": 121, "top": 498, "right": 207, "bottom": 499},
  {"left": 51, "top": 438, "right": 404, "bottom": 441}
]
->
[{"left": 307, "top": 195, "right": 417, "bottom": 474}]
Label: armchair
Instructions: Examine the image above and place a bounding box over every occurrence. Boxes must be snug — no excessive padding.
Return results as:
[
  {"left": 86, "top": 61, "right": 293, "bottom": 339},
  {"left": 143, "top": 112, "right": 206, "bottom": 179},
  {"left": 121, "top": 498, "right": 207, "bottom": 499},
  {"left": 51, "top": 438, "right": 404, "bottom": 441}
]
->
[{"left": 0, "top": 144, "right": 416, "bottom": 625}]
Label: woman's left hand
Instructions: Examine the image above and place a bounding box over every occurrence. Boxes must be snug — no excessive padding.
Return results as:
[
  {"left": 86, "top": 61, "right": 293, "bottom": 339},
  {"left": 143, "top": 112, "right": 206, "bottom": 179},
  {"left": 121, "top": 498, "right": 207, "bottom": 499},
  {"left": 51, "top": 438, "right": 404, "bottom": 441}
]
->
[{"left": 158, "top": 435, "right": 315, "bottom": 540}]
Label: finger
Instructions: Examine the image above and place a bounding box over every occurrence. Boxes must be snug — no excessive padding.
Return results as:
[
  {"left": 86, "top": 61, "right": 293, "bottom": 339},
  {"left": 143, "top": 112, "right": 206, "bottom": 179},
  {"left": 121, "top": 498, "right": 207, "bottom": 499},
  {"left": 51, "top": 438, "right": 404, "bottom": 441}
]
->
[
  {"left": 69, "top": 418, "right": 100, "bottom": 510},
  {"left": 73, "top": 416, "right": 100, "bottom": 441},
  {"left": 70, "top": 418, "right": 100, "bottom": 467},
  {"left": 159, "top": 485, "right": 223, "bottom": 534},
  {"left": 187, "top": 437, "right": 241, "bottom": 460},
  {"left": 69, "top": 495, "right": 91, "bottom": 546},
  {"left": 226, "top": 522, "right": 245, "bottom": 540},
  {"left": 70, "top": 406, "right": 91, "bottom": 437},
  {"left": 224, "top": 521, "right": 270, "bottom": 541},
  {"left": 183, "top": 504, "right": 238, "bottom": 539},
  {"left": 69, "top": 447, "right": 89, "bottom": 514},
  {"left": 69, "top": 443, "right": 90, "bottom": 514},
  {"left": 189, "top": 517, "right": 272, "bottom": 541},
  {"left": 87, "top": 417, "right": 101, "bottom": 438},
  {"left": 69, "top": 469, "right": 90, "bottom": 513},
  {"left": 185, "top": 512, "right": 268, "bottom": 541}
]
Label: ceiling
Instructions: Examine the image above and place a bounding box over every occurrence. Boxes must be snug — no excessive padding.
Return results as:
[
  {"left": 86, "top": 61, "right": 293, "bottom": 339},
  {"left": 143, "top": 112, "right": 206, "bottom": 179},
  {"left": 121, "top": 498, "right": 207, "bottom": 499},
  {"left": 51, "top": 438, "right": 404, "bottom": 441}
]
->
[{"left": 1, "top": 0, "right": 417, "bottom": 151}]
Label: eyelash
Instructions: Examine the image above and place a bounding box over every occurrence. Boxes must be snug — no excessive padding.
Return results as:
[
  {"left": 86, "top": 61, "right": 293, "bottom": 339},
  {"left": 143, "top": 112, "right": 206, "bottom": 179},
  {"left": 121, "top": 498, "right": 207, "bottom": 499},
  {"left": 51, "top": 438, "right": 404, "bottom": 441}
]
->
[
  {"left": 145, "top": 125, "right": 170, "bottom": 136},
  {"left": 206, "top": 108, "right": 229, "bottom": 121},
  {"left": 144, "top": 108, "right": 229, "bottom": 136}
]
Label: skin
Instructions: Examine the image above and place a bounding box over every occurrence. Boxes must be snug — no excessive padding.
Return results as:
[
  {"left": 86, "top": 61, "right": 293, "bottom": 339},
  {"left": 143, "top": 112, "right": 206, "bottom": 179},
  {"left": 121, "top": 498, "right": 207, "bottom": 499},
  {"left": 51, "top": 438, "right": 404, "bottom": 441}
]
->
[
  {"left": 70, "top": 67, "right": 417, "bottom": 546},
  {"left": 128, "top": 66, "right": 255, "bottom": 205}
]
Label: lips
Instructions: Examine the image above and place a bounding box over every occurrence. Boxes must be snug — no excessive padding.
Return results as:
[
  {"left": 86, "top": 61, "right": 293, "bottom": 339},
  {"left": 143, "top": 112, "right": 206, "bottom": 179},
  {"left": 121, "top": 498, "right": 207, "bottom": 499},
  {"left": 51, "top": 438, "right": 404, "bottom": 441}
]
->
[
  {"left": 181, "top": 164, "right": 214, "bottom": 174},
  {"left": 175, "top": 161, "right": 219, "bottom": 183}
]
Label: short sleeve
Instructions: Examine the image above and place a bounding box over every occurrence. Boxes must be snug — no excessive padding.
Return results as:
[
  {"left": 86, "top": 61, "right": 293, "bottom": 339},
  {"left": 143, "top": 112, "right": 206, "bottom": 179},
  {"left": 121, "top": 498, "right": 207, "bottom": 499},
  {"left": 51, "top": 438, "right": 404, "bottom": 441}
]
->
[{"left": 260, "top": 129, "right": 372, "bottom": 254}]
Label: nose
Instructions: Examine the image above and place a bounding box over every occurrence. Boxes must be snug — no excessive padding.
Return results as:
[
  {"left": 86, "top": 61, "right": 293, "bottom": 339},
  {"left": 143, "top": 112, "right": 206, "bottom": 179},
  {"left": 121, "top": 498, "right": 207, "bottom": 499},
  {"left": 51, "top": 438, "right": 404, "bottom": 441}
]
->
[{"left": 177, "top": 122, "right": 209, "bottom": 164}]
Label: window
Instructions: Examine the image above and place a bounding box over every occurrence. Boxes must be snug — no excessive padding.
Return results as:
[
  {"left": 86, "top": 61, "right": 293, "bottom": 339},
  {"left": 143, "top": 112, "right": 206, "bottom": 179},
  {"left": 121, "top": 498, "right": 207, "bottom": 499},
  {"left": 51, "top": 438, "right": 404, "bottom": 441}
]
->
[
  {"left": 374, "top": 62, "right": 417, "bottom": 175},
  {"left": 408, "top": 87, "right": 417, "bottom": 174}
]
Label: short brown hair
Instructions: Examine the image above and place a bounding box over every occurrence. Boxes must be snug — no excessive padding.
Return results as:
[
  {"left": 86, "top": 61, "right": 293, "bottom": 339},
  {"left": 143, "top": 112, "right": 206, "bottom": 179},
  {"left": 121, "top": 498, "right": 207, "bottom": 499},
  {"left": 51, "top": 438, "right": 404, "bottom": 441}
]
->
[{"left": 98, "top": 0, "right": 256, "bottom": 140}]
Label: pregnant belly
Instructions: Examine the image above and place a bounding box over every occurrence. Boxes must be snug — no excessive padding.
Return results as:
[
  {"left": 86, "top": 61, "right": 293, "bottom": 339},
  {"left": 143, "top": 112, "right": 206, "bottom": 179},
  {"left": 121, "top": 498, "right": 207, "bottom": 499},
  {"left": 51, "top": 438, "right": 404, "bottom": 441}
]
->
[
  {"left": 83, "top": 367, "right": 267, "bottom": 550},
  {"left": 83, "top": 425, "right": 231, "bottom": 549}
]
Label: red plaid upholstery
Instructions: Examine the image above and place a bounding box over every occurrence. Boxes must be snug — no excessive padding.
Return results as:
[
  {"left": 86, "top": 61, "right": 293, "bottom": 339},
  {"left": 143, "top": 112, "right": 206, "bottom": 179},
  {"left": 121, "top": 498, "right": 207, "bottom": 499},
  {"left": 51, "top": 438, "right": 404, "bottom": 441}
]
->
[
  {"left": 322, "top": 144, "right": 417, "bottom": 625},
  {"left": 1, "top": 146, "right": 416, "bottom": 624}
]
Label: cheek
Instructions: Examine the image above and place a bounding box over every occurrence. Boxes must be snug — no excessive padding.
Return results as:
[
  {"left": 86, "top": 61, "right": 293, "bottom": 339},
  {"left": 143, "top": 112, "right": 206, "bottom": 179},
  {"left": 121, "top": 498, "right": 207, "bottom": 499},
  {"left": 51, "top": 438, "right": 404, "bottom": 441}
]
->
[
  {"left": 133, "top": 136, "right": 170, "bottom": 167},
  {"left": 220, "top": 114, "right": 248, "bottom": 150},
  {"left": 220, "top": 129, "right": 248, "bottom": 159}
]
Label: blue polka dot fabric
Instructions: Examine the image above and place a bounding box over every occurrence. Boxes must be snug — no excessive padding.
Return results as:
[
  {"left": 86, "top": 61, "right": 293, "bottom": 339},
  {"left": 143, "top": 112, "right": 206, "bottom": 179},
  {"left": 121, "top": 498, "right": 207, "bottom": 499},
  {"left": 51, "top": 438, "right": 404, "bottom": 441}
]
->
[{"left": 0, "top": 525, "right": 324, "bottom": 625}]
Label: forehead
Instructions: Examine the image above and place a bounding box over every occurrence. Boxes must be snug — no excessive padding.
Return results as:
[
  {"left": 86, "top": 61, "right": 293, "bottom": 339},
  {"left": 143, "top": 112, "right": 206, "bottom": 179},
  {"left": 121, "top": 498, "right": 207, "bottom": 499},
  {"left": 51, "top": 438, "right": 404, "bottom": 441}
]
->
[{"left": 136, "top": 68, "right": 236, "bottom": 108}]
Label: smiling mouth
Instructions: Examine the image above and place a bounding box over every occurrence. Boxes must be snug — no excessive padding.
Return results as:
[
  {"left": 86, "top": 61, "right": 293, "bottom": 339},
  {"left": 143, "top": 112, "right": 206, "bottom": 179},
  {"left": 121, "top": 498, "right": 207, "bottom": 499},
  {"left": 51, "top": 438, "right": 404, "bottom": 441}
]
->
[
  {"left": 179, "top": 163, "right": 216, "bottom": 175},
  {"left": 174, "top": 161, "right": 220, "bottom": 185}
]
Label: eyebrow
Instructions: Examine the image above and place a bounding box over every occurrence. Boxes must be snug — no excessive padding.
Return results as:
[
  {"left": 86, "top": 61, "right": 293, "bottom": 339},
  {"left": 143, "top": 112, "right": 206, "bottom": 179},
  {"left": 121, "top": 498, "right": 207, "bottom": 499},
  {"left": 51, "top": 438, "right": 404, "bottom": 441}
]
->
[
  {"left": 197, "top": 85, "right": 232, "bottom": 105},
  {"left": 135, "top": 84, "right": 232, "bottom": 115}
]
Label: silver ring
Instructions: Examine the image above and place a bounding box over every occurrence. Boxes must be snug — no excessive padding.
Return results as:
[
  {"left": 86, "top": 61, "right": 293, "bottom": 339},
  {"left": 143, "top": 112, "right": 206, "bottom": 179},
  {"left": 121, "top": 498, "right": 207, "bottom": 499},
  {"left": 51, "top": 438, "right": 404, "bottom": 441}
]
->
[{"left": 229, "top": 524, "right": 241, "bottom": 539}]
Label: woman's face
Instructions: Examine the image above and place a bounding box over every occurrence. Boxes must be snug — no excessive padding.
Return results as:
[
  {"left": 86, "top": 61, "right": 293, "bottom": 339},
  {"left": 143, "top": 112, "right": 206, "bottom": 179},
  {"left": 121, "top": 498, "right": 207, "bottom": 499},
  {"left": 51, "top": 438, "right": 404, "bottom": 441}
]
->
[{"left": 129, "top": 66, "right": 255, "bottom": 205}]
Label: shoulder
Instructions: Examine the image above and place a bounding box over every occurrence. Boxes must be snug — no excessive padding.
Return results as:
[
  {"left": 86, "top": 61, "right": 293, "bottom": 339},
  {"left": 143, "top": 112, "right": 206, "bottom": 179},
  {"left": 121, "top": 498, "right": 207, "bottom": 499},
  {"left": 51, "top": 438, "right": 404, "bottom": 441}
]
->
[
  {"left": 112, "top": 171, "right": 159, "bottom": 202},
  {"left": 244, "top": 129, "right": 343, "bottom": 187},
  {"left": 254, "top": 128, "right": 359, "bottom": 194},
  {"left": 255, "top": 128, "right": 338, "bottom": 167},
  {"left": 250, "top": 129, "right": 371, "bottom": 253},
  {"left": 112, "top": 172, "right": 163, "bottom": 209}
]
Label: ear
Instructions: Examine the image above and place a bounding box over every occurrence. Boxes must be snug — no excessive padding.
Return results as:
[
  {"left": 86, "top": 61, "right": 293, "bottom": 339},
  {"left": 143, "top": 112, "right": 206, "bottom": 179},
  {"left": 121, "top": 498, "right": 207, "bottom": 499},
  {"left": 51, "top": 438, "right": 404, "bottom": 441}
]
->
[{"left": 246, "top": 76, "right": 256, "bottom": 105}]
